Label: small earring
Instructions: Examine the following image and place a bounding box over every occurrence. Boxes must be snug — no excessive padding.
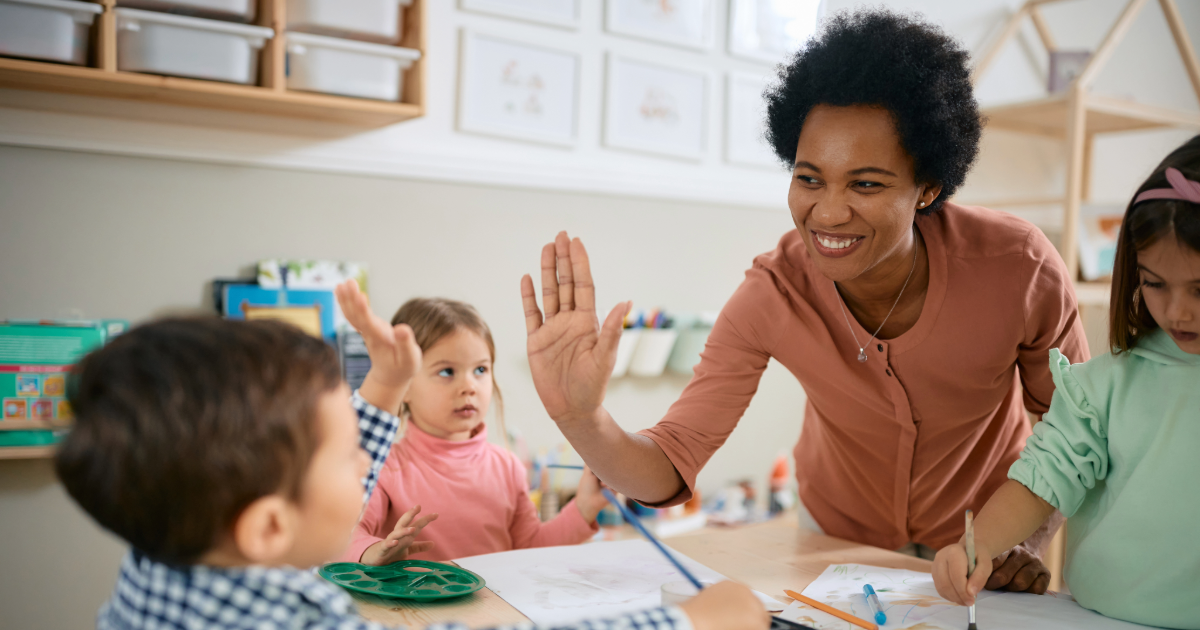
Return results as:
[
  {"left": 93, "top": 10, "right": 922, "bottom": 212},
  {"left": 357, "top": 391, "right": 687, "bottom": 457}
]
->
[{"left": 918, "top": 201, "right": 926, "bottom": 207}]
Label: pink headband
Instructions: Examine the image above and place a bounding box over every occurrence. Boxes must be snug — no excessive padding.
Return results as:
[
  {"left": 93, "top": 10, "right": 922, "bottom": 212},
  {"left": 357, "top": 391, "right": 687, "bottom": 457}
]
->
[{"left": 1134, "top": 167, "right": 1200, "bottom": 205}]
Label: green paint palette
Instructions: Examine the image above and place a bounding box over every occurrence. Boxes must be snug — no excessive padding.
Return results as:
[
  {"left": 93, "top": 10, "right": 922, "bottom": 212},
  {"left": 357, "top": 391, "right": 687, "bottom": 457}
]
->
[{"left": 318, "top": 560, "right": 486, "bottom": 600}]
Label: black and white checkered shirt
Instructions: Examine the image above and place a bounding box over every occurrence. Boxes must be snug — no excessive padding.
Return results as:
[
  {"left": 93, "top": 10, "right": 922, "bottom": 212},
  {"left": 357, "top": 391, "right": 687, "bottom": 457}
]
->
[{"left": 96, "top": 392, "right": 691, "bottom": 630}]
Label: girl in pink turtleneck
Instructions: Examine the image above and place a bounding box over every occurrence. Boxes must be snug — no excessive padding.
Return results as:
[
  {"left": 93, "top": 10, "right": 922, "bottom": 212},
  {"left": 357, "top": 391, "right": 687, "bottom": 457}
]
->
[{"left": 342, "top": 297, "right": 606, "bottom": 565}]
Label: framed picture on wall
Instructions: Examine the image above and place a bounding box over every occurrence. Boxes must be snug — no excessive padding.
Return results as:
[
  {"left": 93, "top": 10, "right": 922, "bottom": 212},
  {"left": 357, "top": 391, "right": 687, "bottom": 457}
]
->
[
  {"left": 458, "top": 30, "right": 581, "bottom": 147},
  {"left": 728, "top": 0, "right": 822, "bottom": 64},
  {"left": 459, "top": 0, "right": 581, "bottom": 30},
  {"left": 604, "top": 54, "right": 708, "bottom": 160},
  {"left": 725, "top": 72, "right": 779, "bottom": 169},
  {"left": 605, "top": 0, "right": 715, "bottom": 50}
]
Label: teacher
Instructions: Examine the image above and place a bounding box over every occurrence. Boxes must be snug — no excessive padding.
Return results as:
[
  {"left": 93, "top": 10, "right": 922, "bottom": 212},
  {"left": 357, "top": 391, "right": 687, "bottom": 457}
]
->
[{"left": 519, "top": 9, "right": 1087, "bottom": 594}]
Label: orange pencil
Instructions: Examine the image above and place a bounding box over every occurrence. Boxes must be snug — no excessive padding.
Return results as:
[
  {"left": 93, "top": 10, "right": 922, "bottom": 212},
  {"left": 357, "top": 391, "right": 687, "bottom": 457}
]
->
[{"left": 784, "top": 590, "right": 878, "bottom": 630}]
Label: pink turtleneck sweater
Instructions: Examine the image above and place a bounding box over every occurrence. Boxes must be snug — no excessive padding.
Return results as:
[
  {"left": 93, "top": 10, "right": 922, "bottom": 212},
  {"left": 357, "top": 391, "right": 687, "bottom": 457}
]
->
[{"left": 342, "top": 421, "right": 598, "bottom": 563}]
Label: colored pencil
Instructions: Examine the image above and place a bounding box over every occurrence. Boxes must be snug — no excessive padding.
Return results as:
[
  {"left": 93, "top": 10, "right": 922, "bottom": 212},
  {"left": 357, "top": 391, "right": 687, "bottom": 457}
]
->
[
  {"left": 966, "top": 510, "right": 977, "bottom": 630},
  {"left": 784, "top": 590, "right": 877, "bottom": 630},
  {"left": 546, "top": 464, "right": 584, "bottom": 470}
]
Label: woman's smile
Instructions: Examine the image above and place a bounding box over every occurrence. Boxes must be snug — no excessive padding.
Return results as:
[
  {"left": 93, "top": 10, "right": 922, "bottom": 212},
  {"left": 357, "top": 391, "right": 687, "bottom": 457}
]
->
[{"left": 811, "top": 230, "right": 866, "bottom": 258}]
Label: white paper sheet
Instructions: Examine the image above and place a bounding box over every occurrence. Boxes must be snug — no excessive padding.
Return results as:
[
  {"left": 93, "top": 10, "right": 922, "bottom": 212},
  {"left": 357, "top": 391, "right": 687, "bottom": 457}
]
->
[
  {"left": 776, "top": 564, "right": 1155, "bottom": 630},
  {"left": 454, "top": 539, "right": 784, "bottom": 626},
  {"left": 776, "top": 564, "right": 997, "bottom": 629},
  {"left": 922, "top": 591, "right": 1154, "bottom": 629}
]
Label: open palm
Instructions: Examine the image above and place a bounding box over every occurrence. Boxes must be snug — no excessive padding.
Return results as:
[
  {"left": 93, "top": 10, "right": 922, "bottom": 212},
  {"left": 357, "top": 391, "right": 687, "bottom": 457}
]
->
[{"left": 521, "top": 232, "right": 629, "bottom": 424}]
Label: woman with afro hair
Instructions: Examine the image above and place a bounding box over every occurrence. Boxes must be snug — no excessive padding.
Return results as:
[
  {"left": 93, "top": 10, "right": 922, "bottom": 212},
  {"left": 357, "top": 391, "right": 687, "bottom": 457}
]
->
[{"left": 520, "top": 9, "right": 1088, "bottom": 595}]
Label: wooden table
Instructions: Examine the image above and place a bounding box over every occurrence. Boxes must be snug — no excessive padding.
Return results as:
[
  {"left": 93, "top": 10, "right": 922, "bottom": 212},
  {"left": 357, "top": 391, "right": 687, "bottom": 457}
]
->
[{"left": 354, "top": 514, "right": 937, "bottom": 628}]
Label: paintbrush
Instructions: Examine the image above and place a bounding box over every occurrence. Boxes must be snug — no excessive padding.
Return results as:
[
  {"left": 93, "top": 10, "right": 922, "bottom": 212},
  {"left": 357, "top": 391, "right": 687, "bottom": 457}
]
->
[{"left": 966, "top": 509, "right": 977, "bottom": 630}]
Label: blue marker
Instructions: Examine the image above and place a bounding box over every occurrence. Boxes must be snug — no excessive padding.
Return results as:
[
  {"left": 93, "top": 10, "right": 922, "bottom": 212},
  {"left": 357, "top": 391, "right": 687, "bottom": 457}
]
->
[{"left": 863, "top": 584, "right": 887, "bottom": 625}]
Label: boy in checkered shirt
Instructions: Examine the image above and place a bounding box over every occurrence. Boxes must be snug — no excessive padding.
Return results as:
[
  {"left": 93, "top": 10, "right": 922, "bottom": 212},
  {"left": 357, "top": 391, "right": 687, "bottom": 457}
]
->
[{"left": 55, "top": 280, "right": 765, "bottom": 630}]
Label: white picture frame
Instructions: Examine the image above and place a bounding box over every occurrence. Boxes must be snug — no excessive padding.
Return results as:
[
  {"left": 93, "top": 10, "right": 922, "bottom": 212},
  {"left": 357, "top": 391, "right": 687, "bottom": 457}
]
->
[
  {"left": 725, "top": 72, "right": 779, "bottom": 169},
  {"left": 728, "top": 0, "right": 823, "bottom": 64},
  {"left": 459, "top": 0, "right": 581, "bottom": 30},
  {"left": 458, "top": 30, "right": 581, "bottom": 147},
  {"left": 604, "top": 54, "right": 708, "bottom": 160},
  {"left": 605, "top": 0, "right": 715, "bottom": 51}
]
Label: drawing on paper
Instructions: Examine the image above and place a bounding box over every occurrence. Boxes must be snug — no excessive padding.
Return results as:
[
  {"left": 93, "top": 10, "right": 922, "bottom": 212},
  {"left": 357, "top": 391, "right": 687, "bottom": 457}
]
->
[
  {"left": 778, "top": 564, "right": 998, "bottom": 630},
  {"left": 455, "top": 540, "right": 783, "bottom": 626},
  {"left": 604, "top": 55, "right": 707, "bottom": 159},
  {"left": 458, "top": 31, "right": 579, "bottom": 147},
  {"left": 605, "top": 0, "right": 714, "bottom": 50},
  {"left": 728, "top": 0, "right": 822, "bottom": 64}
]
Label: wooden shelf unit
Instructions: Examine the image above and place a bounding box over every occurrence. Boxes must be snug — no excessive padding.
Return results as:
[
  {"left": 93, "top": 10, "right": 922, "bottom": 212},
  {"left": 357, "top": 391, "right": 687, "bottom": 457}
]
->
[
  {"left": 0, "top": 0, "right": 426, "bottom": 126},
  {"left": 0, "top": 446, "right": 56, "bottom": 460},
  {"left": 0, "top": 419, "right": 72, "bottom": 431},
  {"left": 972, "top": 0, "right": 1200, "bottom": 284}
]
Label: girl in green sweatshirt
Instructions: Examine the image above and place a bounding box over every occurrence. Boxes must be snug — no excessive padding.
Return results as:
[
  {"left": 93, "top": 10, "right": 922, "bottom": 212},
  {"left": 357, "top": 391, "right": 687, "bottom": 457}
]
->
[{"left": 931, "top": 135, "right": 1200, "bottom": 630}]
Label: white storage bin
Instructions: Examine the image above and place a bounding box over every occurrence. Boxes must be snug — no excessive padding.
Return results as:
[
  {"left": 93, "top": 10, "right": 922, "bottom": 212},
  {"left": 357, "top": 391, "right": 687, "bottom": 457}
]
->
[
  {"left": 286, "top": 32, "right": 419, "bottom": 101},
  {"left": 628, "top": 329, "right": 679, "bottom": 377},
  {"left": 611, "top": 329, "right": 641, "bottom": 378},
  {"left": 116, "top": 0, "right": 256, "bottom": 23},
  {"left": 287, "top": 0, "right": 412, "bottom": 43},
  {"left": 0, "top": 0, "right": 102, "bottom": 66},
  {"left": 115, "top": 8, "right": 273, "bottom": 85}
]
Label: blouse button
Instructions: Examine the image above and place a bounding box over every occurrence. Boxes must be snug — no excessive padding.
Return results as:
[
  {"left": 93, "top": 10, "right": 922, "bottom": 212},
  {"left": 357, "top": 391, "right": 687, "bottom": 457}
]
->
[
  {"left": 877, "top": 344, "right": 884, "bottom": 352},
  {"left": 886, "top": 369, "right": 893, "bottom": 377}
]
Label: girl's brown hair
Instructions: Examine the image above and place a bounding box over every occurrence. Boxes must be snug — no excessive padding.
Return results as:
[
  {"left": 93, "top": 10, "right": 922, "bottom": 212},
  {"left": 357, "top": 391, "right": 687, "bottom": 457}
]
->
[
  {"left": 391, "top": 298, "right": 508, "bottom": 448},
  {"left": 1109, "top": 134, "right": 1200, "bottom": 353}
]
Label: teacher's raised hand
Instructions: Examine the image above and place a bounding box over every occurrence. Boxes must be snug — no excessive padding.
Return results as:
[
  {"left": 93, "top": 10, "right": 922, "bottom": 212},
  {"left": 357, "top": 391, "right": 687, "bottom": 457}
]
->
[{"left": 520, "top": 231, "right": 630, "bottom": 426}]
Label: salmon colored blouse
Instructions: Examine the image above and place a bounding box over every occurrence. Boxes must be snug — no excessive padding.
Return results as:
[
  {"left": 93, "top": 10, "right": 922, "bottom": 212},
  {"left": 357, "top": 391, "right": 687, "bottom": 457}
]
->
[{"left": 640, "top": 203, "right": 1089, "bottom": 550}]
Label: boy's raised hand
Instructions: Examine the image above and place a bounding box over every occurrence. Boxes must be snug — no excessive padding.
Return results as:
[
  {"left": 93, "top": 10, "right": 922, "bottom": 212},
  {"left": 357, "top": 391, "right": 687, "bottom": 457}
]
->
[
  {"left": 336, "top": 279, "right": 421, "bottom": 415},
  {"left": 360, "top": 504, "right": 439, "bottom": 566},
  {"left": 932, "top": 541, "right": 993, "bottom": 606}
]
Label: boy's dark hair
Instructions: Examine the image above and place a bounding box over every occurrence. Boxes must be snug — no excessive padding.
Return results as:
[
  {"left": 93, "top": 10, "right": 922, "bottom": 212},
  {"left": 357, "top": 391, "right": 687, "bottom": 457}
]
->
[
  {"left": 764, "top": 8, "right": 982, "bottom": 214},
  {"left": 55, "top": 317, "right": 342, "bottom": 564},
  {"left": 1110, "top": 134, "right": 1200, "bottom": 352}
]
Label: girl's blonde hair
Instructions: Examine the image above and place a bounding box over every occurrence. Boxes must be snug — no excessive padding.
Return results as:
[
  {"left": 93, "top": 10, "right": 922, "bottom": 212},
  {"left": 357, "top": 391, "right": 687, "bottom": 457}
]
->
[{"left": 390, "top": 298, "right": 508, "bottom": 449}]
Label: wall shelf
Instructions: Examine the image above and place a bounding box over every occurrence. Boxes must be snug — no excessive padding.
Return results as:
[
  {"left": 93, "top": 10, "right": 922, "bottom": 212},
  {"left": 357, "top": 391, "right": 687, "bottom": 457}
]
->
[
  {"left": 0, "top": 446, "right": 56, "bottom": 460},
  {"left": 972, "top": 0, "right": 1200, "bottom": 288},
  {"left": 0, "top": 0, "right": 425, "bottom": 126}
]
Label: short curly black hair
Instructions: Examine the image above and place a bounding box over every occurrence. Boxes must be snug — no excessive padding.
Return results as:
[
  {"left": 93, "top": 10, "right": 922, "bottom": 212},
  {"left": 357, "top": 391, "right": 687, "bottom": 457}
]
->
[{"left": 764, "top": 9, "right": 983, "bottom": 214}]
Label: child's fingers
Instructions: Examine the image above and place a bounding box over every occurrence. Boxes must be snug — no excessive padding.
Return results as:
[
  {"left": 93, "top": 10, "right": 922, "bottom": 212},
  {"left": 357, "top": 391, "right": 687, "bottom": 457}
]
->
[
  {"left": 411, "top": 512, "right": 439, "bottom": 530},
  {"left": 394, "top": 505, "right": 423, "bottom": 530},
  {"left": 938, "top": 549, "right": 972, "bottom": 605},
  {"left": 966, "top": 561, "right": 992, "bottom": 604},
  {"left": 570, "top": 237, "right": 596, "bottom": 314}
]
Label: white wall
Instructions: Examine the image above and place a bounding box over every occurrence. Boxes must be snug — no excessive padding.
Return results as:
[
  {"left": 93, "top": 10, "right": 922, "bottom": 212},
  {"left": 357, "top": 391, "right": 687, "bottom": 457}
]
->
[{"left": 0, "top": 0, "right": 1196, "bottom": 627}]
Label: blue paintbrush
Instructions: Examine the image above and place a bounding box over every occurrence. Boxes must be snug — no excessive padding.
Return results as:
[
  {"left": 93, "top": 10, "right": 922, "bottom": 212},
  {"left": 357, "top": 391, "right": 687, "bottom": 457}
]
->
[{"left": 600, "top": 488, "right": 704, "bottom": 590}]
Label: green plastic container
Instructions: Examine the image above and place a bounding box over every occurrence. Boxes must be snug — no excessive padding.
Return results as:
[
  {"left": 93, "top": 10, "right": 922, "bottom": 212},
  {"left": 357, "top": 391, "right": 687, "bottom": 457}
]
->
[{"left": 318, "top": 560, "right": 485, "bottom": 600}]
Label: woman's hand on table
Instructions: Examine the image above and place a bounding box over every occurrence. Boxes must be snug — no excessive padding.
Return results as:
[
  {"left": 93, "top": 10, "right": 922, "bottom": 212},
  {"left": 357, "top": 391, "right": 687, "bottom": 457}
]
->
[
  {"left": 984, "top": 543, "right": 1051, "bottom": 594},
  {"left": 679, "top": 581, "right": 770, "bottom": 630},
  {"left": 520, "top": 232, "right": 630, "bottom": 427}
]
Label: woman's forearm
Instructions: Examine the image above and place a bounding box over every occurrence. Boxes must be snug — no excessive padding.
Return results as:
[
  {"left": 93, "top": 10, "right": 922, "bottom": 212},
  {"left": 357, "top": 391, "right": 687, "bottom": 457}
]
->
[
  {"left": 557, "top": 407, "right": 687, "bottom": 504},
  {"left": 976, "top": 480, "right": 1057, "bottom": 559}
]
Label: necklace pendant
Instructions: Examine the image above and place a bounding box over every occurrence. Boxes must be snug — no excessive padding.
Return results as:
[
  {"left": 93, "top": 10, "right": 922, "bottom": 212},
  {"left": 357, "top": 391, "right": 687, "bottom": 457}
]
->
[{"left": 857, "top": 349, "right": 868, "bottom": 363}]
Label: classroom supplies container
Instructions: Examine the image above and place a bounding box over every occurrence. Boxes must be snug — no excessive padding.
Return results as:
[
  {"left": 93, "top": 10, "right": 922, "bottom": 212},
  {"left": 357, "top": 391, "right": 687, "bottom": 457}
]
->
[
  {"left": 286, "top": 0, "right": 412, "bottom": 43},
  {"left": 611, "top": 329, "right": 641, "bottom": 377},
  {"left": 318, "top": 560, "right": 486, "bottom": 600},
  {"left": 285, "top": 32, "right": 420, "bottom": 101},
  {"left": 116, "top": 0, "right": 256, "bottom": 23},
  {"left": 0, "top": 0, "right": 103, "bottom": 66},
  {"left": 666, "top": 312, "right": 717, "bottom": 375},
  {"left": 628, "top": 329, "right": 678, "bottom": 377},
  {"left": 114, "top": 8, "right": 273, "bottom": 84}
]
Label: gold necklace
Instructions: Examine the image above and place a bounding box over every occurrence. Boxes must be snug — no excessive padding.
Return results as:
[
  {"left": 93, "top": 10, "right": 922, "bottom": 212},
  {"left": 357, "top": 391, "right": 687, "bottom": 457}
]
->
[{"left": 836, "top": 228, "right": 919, "bottom": 363}]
